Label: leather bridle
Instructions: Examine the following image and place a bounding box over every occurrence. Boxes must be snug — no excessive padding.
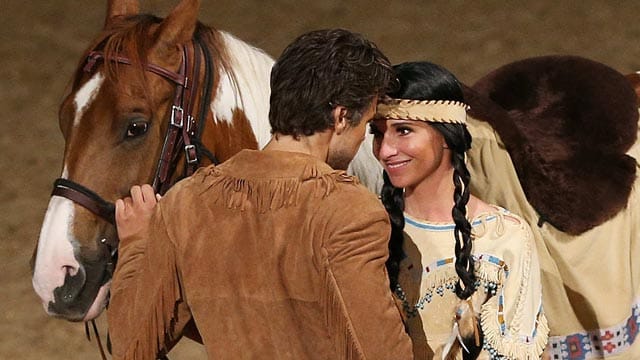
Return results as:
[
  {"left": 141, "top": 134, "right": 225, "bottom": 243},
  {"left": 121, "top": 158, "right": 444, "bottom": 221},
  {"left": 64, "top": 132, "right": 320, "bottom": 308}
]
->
[{"left": 51, "top": 37, "right": 217, "bottom": 263}]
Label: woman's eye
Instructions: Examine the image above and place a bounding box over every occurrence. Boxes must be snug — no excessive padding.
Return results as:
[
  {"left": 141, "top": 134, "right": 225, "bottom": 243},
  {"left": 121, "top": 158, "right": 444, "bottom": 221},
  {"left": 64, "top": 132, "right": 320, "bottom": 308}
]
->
[
  {"left": 126, "top": 121, "right": 149, "bottom": 138},
  {"left": 397, "top": 127, "right": 411, "bottom": 135}
]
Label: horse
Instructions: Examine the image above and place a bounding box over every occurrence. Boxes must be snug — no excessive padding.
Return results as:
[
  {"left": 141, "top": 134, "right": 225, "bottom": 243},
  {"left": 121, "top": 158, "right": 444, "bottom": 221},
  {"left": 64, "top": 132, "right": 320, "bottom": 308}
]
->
[{"left": 31, "top": 0, "right": 275, "bottom": 324}]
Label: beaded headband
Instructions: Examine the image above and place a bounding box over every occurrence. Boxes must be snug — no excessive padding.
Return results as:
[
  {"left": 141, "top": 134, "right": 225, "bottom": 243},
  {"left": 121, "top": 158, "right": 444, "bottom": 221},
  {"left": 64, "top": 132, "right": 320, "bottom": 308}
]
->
[{"left": 375, "top": 97, "right": 468, "bottom": 125}]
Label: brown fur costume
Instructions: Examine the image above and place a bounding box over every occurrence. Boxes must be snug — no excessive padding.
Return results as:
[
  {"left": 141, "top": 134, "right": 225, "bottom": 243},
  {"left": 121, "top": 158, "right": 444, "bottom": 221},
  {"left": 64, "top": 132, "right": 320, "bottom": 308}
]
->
[{"left": 463, "top": 56, "right": 638, "bottom": 235}]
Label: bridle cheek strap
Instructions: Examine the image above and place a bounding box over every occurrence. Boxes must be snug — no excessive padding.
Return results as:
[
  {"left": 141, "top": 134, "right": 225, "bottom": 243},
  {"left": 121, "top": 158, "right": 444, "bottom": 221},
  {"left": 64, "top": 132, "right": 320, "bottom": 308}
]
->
[{"left": 151, "top": 41, "right": 203, "bottom": 194}]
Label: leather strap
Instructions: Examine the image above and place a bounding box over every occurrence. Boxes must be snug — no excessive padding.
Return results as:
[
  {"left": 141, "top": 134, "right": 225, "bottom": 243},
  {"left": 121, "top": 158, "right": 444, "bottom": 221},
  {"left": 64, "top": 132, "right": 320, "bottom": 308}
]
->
[
  {"left": 52, "top": 178, "right": 116, "bottom": 225},
  {"left": 84, "top": 51, "right": 187, "bottom": 86}
]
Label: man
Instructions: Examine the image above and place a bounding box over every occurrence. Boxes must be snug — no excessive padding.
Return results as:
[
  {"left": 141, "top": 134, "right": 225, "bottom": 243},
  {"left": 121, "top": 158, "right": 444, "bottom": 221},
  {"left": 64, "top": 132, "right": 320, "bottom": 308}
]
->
[{"left": 111, "top": 29, "right": 413, "bottom": 359}]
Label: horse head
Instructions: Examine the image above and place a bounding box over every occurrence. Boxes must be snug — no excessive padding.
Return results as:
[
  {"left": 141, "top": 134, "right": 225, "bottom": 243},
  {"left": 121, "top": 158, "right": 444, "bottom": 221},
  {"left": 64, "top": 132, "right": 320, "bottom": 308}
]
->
[{"left": 31, "top": 0, "right": 273, "bottom": 321}]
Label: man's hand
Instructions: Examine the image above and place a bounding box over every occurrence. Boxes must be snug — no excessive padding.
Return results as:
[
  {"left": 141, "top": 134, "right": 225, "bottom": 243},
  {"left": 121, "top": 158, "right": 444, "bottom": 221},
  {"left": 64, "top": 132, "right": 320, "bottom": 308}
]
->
[{"left": 115, "top": 184, "right": 161, "bottom": 243}]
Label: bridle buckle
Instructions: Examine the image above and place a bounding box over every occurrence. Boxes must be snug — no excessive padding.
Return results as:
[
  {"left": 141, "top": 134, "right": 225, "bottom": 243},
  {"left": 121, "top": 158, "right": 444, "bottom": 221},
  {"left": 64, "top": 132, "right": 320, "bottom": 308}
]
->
[
  {"left": 185, "top": 144, "right": 198, "bottom": 164},
  {"left": 170, "top": 105, "right": 184, "bottom": 128}
]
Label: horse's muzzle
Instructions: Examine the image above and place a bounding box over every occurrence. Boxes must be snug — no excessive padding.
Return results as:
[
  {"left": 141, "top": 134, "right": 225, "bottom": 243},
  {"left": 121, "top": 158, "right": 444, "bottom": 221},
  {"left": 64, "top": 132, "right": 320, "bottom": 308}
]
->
[{"left": 47, "top": 254, "right": 112, "bottom": 321}]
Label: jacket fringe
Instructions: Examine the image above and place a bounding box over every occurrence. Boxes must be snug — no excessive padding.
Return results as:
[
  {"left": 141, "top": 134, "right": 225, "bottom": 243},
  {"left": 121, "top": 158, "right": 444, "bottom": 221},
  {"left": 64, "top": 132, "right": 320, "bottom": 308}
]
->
[
  {"left": 320, "top": 267, "right": 366, "bottom": 360},
  {"left": 202, "top": 166, "right": 357, "bottom": 213},
  {"left": 119, "top": 243, "right": 181, "bottom": 359}
]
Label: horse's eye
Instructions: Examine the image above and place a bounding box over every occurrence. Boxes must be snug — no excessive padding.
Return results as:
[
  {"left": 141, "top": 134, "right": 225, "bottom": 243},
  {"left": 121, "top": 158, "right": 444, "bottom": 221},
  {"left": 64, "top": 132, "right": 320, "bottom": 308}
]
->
[{"left": 126, "top": 121, "right": 149, "bottom": 138}]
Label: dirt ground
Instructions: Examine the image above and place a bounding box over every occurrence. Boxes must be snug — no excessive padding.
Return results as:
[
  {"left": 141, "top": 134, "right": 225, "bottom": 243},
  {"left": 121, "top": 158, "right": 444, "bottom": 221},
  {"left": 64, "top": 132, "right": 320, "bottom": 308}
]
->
[{"left": 2, "top": 0, "right": 640, "bottom": 358}]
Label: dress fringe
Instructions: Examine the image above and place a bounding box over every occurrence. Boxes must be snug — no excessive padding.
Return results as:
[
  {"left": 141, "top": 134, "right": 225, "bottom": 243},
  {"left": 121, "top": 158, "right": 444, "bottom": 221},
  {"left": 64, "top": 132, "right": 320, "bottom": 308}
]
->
[{"left": 480, "top": 297, "right": 549, "bottom": 359}]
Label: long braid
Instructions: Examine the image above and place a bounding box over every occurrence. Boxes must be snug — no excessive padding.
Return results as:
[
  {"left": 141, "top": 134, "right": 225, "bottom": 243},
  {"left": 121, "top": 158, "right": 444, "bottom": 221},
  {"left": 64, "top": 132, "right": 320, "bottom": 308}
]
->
[
  {"left": 381, "top": 171, "right": 405, "bottom": 290},
  {"left": 451, "top": 149, "right": 475, "bottom": 299},
  {"left": 443, "top": 124, "right": 480, "bottom": 359}
]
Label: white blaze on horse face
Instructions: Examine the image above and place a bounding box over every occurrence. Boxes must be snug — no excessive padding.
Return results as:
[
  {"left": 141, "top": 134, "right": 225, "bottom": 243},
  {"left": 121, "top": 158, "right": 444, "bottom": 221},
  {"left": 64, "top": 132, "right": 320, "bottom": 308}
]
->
[
  {"left": 212, "top": 32, "right": 273, "bottom": 148},
  {"left": 32, "top": 188, "right": 80, "bottom": 310},
  {"left": 73, "top": 72, "right": 105, "bottom": 128},
  {"left": 32, "top": 73, "right": 103, "bottom": 313}
]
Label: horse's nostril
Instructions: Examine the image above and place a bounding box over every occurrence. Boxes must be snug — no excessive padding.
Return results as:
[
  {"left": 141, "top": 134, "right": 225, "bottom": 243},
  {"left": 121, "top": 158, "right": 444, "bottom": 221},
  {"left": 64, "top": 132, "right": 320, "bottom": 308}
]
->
[
  {"left": 62, "top": 264, "right": 79, "bottom": 277},
  {"left": 53, "top": 265, "right": 86, "bottom": 305}
]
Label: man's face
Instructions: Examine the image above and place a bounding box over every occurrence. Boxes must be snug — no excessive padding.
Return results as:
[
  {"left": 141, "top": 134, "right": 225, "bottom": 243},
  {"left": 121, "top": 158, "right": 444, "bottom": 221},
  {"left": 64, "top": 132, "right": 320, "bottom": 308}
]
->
[{"left": 327, "top": 97, "right": 378, "bottom": 170}]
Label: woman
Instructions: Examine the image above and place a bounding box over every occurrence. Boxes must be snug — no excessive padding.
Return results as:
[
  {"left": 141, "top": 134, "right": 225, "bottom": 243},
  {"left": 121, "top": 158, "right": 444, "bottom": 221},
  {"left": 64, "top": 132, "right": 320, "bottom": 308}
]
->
[{"left": 370, "top": 61, "right": 549, "bottom": 359}]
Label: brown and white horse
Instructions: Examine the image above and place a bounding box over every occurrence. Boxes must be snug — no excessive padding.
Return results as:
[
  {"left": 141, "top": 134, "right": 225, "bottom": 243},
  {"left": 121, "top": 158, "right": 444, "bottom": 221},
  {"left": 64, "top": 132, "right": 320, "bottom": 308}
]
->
[{"left": 31, "top": 0, "right": 275, "bottom": 322}]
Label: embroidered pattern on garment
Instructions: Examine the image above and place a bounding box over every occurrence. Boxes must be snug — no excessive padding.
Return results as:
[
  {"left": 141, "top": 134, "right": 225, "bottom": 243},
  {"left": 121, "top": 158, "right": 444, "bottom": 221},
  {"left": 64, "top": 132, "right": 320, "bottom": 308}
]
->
[
  {"left": 394, "top": 254, "right": 508, "bottom": 319},
  {"left": 480, "top": 298, "right": 547, "bottom": 360},
  {"left": 395, "top": 254, "right": 548, "bottom": 359},
  {"left": 546, "top": 300, "right": 640, "bottom": 359}
]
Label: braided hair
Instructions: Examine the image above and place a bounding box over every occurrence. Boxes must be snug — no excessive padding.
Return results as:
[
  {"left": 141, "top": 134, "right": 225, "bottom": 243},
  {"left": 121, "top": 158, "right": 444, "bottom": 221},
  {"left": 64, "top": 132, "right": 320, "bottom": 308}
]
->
[{"left": 383, "top": 61, "right": 476, "bottom": 300}]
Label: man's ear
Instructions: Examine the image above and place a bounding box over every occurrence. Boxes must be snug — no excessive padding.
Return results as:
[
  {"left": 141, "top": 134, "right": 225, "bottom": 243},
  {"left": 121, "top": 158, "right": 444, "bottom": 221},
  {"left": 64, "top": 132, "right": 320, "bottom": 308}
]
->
[{"left": 332, "top": 106, "right": 349, "bottom": 135}]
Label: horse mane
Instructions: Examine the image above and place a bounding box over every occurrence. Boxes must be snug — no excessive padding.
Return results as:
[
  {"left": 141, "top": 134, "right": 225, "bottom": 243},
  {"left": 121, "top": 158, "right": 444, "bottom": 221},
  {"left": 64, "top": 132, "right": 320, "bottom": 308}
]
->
[
  {"left": 464, "top": 55, "right": 638, "bottom": 235},
  {"left": 212, "top": 31, "right": 274, "bottom": 147}
]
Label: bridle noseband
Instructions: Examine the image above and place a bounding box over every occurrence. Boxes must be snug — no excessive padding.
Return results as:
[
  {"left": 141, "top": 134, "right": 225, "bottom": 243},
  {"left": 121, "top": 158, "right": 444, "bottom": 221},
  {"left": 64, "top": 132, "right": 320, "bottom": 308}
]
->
[{"left": 52, "top": 178, "right": 116, "bottom": 224}]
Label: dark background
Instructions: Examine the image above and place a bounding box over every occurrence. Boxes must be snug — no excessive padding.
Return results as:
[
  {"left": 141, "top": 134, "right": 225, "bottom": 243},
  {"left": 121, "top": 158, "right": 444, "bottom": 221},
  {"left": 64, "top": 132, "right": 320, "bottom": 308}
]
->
[{"left": 3, "top": 1, "right": 640, "bottom": 358}]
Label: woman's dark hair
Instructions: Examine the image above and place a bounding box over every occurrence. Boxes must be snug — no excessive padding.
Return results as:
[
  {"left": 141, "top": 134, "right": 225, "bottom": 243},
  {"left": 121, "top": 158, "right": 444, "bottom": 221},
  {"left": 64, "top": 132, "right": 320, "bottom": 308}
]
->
[
  {"left": 269, "top": 29, "right": 393, "bottom": 138},
  {"left": 382, "top": 61, "right": 476, "bottom": 301}
]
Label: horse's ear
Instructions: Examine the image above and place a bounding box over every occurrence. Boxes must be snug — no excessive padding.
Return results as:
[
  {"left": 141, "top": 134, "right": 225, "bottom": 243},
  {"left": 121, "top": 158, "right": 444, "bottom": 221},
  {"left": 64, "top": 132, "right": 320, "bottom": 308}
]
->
[
  {"left": 151, "top": 0, "right": 201, "bottom": 61},
  {"left": 105, "top": 0, "right": 140, "bottom": 28}
]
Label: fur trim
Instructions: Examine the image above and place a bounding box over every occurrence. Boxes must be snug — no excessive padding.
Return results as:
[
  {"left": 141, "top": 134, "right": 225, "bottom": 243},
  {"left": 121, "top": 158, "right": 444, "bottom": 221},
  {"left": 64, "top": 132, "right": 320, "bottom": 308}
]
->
[{"left": 465, "top": 56, "right": 638, "bottom": 235}]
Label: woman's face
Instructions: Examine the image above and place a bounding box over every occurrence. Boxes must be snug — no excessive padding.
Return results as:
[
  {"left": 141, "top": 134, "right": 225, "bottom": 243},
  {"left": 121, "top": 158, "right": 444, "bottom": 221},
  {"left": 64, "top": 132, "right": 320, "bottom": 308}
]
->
[{"left": 370, "top": 118, "right": 451, "bottom": 189}]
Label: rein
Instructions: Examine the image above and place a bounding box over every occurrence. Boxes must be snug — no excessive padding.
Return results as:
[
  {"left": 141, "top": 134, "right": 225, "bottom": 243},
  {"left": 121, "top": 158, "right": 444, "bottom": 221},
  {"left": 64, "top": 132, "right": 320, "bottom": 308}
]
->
[{"left": 50, "top": 37, "right": 216, "bottom": 359}]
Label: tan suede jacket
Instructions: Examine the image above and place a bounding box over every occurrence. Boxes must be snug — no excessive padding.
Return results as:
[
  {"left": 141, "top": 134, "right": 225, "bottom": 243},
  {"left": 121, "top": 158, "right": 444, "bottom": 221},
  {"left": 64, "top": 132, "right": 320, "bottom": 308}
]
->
[{"left": 108, "top": 149, "right": 413, "bottom": 359}]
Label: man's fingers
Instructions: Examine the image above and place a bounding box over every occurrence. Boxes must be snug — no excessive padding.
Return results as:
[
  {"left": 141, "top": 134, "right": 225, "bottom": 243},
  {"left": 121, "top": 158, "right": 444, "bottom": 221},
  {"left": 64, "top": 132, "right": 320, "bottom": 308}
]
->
[
  {"left": 140, "top": 184, "right": 156, "bottom": 203},
  {"left": 130, "top": 185, "right": 143, "bottom": 204},
  {"left": 115, "top": 199, "right": 125, "bottom": 219},
  {"left": 123, "top": 197, "right": 134, "bottom": 213}
]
